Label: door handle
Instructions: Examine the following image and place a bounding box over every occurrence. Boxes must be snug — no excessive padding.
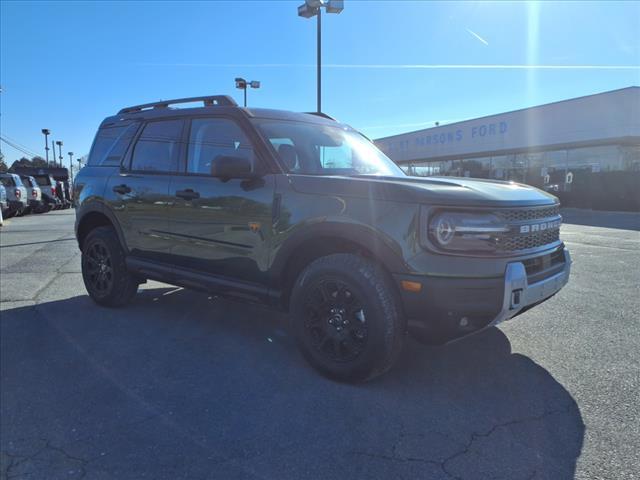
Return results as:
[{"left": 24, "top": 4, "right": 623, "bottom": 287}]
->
[
  {"left": 176, "top": 189, "right": 200, "bottom": 200},
  {"left": 113, "top": 184, "right": 131, "bottom": 195}
]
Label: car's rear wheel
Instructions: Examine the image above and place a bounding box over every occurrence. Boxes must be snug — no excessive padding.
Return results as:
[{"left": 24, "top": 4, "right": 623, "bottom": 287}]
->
[
  {"left": 290, "top": 254, "right": 405, "bottom": 382},
  {"left": 81, "top": 226, "right": 139, "bottom": 307}
]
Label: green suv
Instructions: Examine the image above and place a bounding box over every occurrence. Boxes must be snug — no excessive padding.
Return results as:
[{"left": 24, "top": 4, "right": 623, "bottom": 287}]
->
[{"left": 74, "top": 95, "right": 571, "bottom": 382}]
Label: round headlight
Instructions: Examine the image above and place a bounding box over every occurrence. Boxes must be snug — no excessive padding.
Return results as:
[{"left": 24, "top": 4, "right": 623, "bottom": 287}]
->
[{"left": 434, "top": 214, "right": 456, "bottom": 245}]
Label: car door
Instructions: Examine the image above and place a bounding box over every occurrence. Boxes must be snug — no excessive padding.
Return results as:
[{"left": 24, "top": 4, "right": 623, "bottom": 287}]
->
[
  {"left": 168, "top": 116, "right": 275, "bottom": 286},
  {"left": 106, "top": 118, "right": 185, "bottom": 263}
]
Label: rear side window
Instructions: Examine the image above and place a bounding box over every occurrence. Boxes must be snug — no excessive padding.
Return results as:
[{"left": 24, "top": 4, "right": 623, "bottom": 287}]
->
[
  {"left": 88, "top": 124, "right": 139, "bottom": 166},
  {"left": 0, "top": 176, "right": 15, "bottom": 187},
  {"left": 130, "top": 120, "right": 184, "bottom": 173},
  {"left": 33, "top": 175, "right": 52, "bottom": 186},
  {"left": 21, "top": 177, "right": 33, "bottom": 187}
]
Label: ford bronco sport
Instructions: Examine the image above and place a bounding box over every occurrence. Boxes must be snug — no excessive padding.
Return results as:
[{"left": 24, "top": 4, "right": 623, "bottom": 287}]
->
[{"left": 74, "top": 95, "right": 571, "bottom": 382}]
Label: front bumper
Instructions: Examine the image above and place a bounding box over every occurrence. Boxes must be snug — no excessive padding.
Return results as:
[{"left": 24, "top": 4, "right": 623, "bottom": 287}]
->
[
  {"left": 7, "top": 200, "right": 27, "bottom": 212},
  {"left": 397, "top": 247, "right": 572, "bottom": 343},
  {"left": 489, "top": 248, "right": 571, "bottom": 328}
]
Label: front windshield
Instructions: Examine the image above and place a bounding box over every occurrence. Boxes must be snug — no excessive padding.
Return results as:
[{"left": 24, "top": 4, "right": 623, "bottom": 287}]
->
[{"left": 255, "top": 120, "right": 405, "bottom": 177}]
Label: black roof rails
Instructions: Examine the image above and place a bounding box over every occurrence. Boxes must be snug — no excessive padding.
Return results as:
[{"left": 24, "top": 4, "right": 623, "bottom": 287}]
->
[
  {"left": 304, "top": 112, "right": 337, "bottom": 121},
  {"left": 118, "top": 95, "right": 237, "bottom": 114}
]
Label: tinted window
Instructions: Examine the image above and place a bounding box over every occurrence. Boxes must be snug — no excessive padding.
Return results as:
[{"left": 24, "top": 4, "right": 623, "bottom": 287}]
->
[
  {"left": 186, "top": 118, "right": 256, "bottom": 175},
  {"left": 88, "top": 124, "right": 138, "bottom": 166},
  {"left": 33, "top": 175, "right": 53, "bottom": 186},
  {"left": 131, "top": 120, "right": 184, "bottom": 172},
  {"left": 0, "top": 176, "right": 15, "bottom": 187}
]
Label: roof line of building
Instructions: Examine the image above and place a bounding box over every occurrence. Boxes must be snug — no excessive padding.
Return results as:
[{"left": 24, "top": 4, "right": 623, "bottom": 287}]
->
[{"left": 374, "top": 86, "right": 639, "bottom": 142}]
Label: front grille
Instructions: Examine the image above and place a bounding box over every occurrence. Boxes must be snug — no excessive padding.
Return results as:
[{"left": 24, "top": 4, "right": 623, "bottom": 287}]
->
[
  {"left": 498, "top": 205, "right": 560, "bottom": 223},
  {"left": 498, "top": 228, "right": 560, "bottom": 252}
]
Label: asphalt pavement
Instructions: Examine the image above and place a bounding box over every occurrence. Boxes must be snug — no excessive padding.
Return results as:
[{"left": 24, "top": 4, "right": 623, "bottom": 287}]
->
[{"left": 1, "top": 208, "right": 638, "bottom": 480}]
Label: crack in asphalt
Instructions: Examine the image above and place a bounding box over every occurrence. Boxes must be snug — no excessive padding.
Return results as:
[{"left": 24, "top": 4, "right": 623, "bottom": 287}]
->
[
  {"left": 349, "top": 404, "right": 573, "bottom": 480},
  {"left": 2, "top": 439, "right": 89, "bottom": 480}
]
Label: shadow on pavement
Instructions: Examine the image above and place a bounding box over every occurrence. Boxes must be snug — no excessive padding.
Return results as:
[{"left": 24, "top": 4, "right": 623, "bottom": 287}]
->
[
  {"left": 1, "top": 288, "right": 584, "bottom": 480},
  {"left": 561, "top": 207, "right": 640, "bottom": 231}
]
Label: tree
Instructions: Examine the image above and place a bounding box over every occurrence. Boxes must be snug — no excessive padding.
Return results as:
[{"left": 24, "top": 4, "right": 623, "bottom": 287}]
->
[
  {"left": 0, "top": 152, "right": 7, "bottom": 173},
  {"left": 31, "top": 156, "right": 47, "bottom": 167},
  {"left": 10, "top": 157, "right": 33, "bottom": 170}
]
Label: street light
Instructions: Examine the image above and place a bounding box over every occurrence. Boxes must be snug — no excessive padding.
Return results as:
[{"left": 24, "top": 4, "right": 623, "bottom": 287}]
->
[
  {"left": 55, "top": 140, "right": 63, "bottom": 168},
  {"left": 235, "top": 77, "right": 261, "bottom": 107},
  {"left": 297, "top": 0, "right": 344, "bottom": 113},
  {"left": 41, "top": 129, "right": 51, "bottom": 165}
]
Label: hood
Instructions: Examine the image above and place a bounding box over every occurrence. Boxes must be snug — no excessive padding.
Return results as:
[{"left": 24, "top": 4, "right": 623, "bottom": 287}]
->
[{"left": 289, "top": 174, "right": 558, "bottom": 208}]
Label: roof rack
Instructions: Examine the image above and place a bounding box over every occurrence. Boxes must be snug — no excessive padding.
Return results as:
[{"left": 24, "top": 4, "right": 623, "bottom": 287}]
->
[
  {"left": 118, "top": 95, "right": 237, "bottom": 114},
  {"left": 304, "top": 112, "right": 337, "bottom": 121}
]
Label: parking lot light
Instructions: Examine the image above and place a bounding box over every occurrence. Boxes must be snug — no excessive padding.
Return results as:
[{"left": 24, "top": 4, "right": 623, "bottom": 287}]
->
[
  {"left": 235, "top": 77, "right": 261, "bottom": 107},
  {"left": 297, "top": 0, "right": 344, "bottom": 113},
  {"left": 41, "top": 129, "right": 51, "bottom": 165},
  {"left": 55, "top": 141, "right": 63, "bottom": 168}
]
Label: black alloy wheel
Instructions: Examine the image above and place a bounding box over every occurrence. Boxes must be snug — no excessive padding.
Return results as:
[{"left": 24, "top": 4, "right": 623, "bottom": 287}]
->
[
  {"left": 304, "top": 279, "right": 368, "bottom": 363},
  {"left": 290, "top": 253, "right": 405, "bottom": 382},
  {"left": 81, "top": 226, "right": 140, "bottom": 307},
  {"left": 84, "top": 241, "right": 114, "bottom": 295}
]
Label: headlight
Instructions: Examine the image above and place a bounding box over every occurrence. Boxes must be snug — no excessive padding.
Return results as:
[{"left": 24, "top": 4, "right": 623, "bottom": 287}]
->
[{"left": 420, "top": 208, "right": 509, "bottom": 253}]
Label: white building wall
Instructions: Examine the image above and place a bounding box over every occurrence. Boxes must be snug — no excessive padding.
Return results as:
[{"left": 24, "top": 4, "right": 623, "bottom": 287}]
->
[{"left": 375, "top": 87, "right": 640, "bottom": 163}]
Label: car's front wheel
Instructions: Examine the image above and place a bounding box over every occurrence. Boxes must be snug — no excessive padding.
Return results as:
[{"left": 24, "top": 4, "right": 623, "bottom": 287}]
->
[
  {"left": 81, "top": 226, "right": 139, "bottom": 307},
  {"left": 290, "top": 254, "right": 405, "bottom": 382}
]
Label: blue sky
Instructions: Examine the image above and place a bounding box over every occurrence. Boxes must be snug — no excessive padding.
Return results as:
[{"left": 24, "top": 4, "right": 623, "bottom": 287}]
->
[{"left": 1, "top": 0, "right": 638, "bottom": 169}]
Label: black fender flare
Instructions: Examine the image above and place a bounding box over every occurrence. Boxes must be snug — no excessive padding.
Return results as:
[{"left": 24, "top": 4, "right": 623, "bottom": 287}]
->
[
  {"left": 269, "top": 221, "right": 409, "bottom": 285},
  {"left": 75, "top": 200, "right": 129, "bottom": 253}
]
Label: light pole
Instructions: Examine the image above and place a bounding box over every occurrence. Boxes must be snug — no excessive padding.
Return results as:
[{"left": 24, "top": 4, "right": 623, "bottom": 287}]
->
[
  {"left": 68, "top": 152, "right": 74, "bottom": 183},
  {"left": 55, "top": 141, "right": 63, "bottom": 168},
  {"left": 297, "top": 0, "right": 344, "bottom": 113},
  {"left": 234, "top": 77, "right": 261, "bottom": 107},
  {"left": 42, "top": 129, "right": 51, "bottom": 165}
]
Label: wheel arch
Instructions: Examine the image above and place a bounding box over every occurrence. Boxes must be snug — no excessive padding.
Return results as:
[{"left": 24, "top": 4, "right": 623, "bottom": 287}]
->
[
  {"left": 76, "top": 203, "right": 128, "bottom": 252},
  {"left": 271, "top": 222, "right": 407, "bottom": 311}
]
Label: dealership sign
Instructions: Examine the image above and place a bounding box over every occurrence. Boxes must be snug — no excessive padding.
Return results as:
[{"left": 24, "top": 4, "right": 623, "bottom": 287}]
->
[{"left": 384, "top": 121, "right": 509, "bottom": 153}]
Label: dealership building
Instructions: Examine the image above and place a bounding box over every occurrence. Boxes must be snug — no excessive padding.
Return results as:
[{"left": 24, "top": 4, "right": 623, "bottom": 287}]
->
[{"left": 375, "top": 87, "right": 640, "bottom": 210}]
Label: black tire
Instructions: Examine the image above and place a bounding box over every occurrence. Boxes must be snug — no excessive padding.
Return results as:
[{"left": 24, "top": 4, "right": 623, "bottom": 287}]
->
[
  {"left": 81, "top": 226, "right": 139, "bottom": 307},
  {"left": 4, "top": 209, "right": 16, "bottom": 219},
  {"left": 290, "top": 254, "right": 405, "bottom": 382}
]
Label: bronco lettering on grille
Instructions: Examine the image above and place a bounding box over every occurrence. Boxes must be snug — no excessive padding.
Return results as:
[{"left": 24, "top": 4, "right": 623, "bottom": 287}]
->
[{"left": 519, "top": 219, "right": 562, "bottom": 234}]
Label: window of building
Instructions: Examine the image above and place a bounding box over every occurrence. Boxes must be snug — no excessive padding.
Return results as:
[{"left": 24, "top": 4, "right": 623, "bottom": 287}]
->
[{"left": 130, "top": 120, "right": 184, "bottom": 172}]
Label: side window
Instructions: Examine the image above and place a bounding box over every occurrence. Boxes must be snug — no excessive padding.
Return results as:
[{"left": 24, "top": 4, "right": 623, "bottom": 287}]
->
[
  {"left": 131, "top": 120, "right": 184, "bottom": 172},
  {"left": 186, "top": 118, "right": 257, "bottom": 175},
  {"left": 0, "top": 176, "right": 14, "bottom": 187},
  {"left": 317, "top": 144, "right": 353, "bottom": 169},
  {"left": 88, "top": 124, "right": 138, "bottom": 166}
]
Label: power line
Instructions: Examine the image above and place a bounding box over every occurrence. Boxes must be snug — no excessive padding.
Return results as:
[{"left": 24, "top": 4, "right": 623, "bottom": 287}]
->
[
  {"left": 0, "top": 136, "right": 41, "bottom": 158},
  {"left": 1, "top": 134, "right": 41, "bottom": 157}
]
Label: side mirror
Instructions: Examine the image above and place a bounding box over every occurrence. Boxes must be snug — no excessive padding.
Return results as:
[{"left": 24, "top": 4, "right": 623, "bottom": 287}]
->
[{"left": 212, "top": 155, "right": 257, "bottom": 180}]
